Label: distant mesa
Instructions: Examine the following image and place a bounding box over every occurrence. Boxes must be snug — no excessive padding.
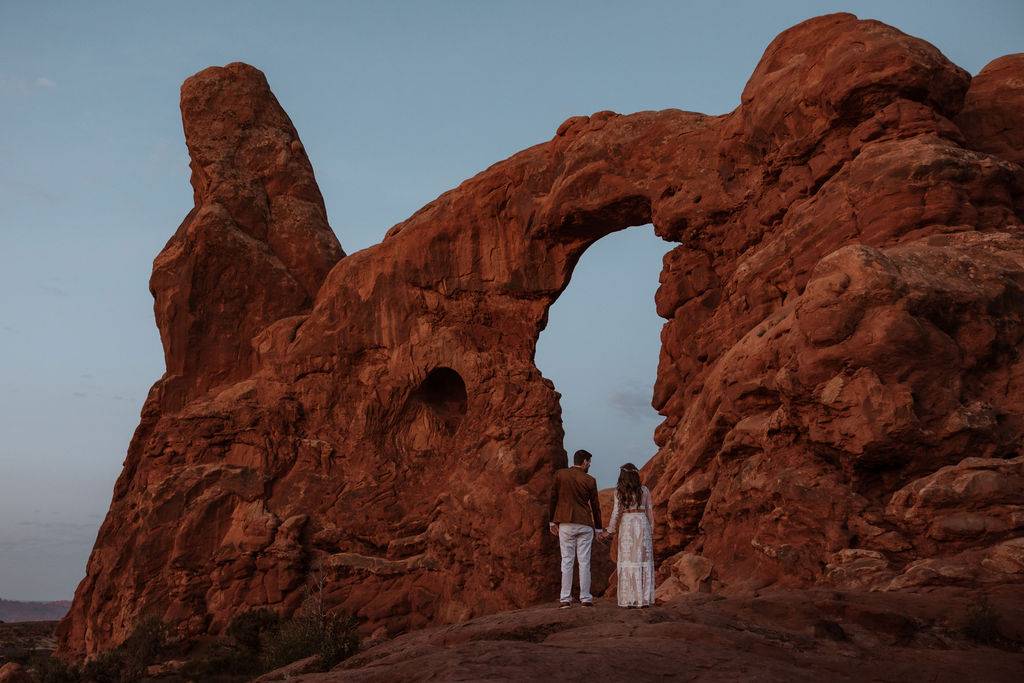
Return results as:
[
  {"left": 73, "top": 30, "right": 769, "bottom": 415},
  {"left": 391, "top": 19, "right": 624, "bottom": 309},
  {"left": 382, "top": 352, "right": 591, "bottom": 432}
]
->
[
  {"left": 0, "top": 600, "right": 71, "bottom": 623},
  {"left": 57, "top": 13, "right": 1024, "bottom": 658}
]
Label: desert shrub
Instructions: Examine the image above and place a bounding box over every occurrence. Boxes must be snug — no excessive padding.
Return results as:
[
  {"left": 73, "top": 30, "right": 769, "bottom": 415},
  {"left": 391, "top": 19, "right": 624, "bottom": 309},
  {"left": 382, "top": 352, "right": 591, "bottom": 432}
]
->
[
  {"left": 180, "top": 604, "right": 357, "bottom": 679},
  {"left": 29, "top": 644, "right": 130, "bottom": 683},
  {"left": 119, "top": 614, "right": 169, "bottom": 674},
  {"left": 178, "top": 641, "right": 261, "bottom": 682},
  {"left": 315, "top": 611, "right": 361, "bottom": 668},
  {"left": 0, "top": 646, "right": 32, "bottom": 666},
  {"left": 179, "top": 609, "right": 281, "bottom": 682},
  {"left": 261, "top": 602, "right": 359, "bottom": 672},
  {"left": 51, "top": 614, "right": 171, "bottom": 683},
  {"left": 27, "top": 654, "right": 81, "bottom": 683},
  {"left": 32, "top": 603, "right": 358, "bottom": 681},
  {"left": 224, "top": 607, "right": 280, "bottom": 652},
  {"left": 964, "top": 596, "right": 1002, "bottom": 645},
  {"left": 79, "top": 648, "right": 131, "bottom": 683}
]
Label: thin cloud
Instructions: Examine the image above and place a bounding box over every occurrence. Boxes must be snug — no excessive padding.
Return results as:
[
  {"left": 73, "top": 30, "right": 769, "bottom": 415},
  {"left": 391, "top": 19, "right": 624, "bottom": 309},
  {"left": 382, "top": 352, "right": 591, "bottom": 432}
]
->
[
  {"left": 10, "top": 519, "right": 99, "bottom": 533},
  {"left": 623, "top": 441, "right": 657, "bottom": 458},
  {"left": 72, "top": 391, "right": 87, "bottom": 398},
  {"left": 0, "top": 520, "right": 103, "bottom": 554},
  {"left": 607, "top": 383, "right": 660, "bottom": 420},
  {"left": 0, "top": 536, "right": 96, "bottom": 553},
  {"left": 39, "top": 283, "right": 68, "bottom": 296},
  {"left": 0, "top": 175, "right": 58, "bottom": 204},
  {"left": 0, "top": 73, "right": 56, "bottom": 96}
]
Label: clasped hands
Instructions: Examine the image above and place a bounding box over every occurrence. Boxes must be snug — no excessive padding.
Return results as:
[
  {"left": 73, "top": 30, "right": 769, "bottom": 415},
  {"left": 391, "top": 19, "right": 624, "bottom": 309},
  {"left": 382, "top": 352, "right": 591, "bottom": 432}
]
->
[{"left": 547, "top": 523, "right": 613, "bottom": 542}]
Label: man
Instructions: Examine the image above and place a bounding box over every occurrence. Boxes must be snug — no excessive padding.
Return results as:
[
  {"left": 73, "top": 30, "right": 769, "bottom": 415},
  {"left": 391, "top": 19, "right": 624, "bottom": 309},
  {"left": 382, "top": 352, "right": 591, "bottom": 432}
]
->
[{"left": 548, "top": 448, "right": 604, "bottom": 607}]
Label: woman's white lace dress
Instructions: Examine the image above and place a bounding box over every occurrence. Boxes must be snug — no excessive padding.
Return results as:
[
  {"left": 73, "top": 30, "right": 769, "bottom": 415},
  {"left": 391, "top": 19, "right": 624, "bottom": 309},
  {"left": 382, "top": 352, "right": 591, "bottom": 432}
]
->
[{"left": 608, "top": 485, "right": 655, "bottom": 607}]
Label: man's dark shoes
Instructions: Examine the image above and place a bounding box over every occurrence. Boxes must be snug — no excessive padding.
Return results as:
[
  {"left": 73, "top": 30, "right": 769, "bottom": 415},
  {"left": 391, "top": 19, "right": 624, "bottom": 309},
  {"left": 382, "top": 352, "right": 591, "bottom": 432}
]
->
[
  {"left": 581, "top": 602, "right": 594, "bottom": 607},
  {"left": 559, "top": 602, "right": 572, "bottom": 609}
]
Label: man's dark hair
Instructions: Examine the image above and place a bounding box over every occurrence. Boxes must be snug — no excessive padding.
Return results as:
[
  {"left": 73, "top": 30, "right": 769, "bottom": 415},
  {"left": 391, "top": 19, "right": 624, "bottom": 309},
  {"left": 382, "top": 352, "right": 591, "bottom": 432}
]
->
[{"left": 573, "top": 449, "right": 593, "bottom": 466}]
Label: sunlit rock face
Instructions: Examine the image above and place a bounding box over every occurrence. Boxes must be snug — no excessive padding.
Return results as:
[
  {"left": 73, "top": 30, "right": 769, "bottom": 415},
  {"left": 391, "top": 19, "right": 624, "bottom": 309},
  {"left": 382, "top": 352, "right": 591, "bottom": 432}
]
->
[{"left": 58, "top": 13, "right": 1024, "bottom": 656}]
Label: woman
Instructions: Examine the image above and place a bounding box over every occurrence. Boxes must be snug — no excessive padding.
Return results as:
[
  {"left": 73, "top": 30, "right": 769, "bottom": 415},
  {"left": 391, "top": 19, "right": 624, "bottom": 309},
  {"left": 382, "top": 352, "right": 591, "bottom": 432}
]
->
[{"left": 606, "top": 463, "right": 655, "bottom": 607}]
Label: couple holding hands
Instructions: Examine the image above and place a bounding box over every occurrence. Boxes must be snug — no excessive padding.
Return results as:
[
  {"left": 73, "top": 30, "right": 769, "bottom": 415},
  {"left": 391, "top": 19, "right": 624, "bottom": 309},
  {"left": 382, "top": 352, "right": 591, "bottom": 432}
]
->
[{"left": 548, "top": 449, "right": 655, "bottom": 608}]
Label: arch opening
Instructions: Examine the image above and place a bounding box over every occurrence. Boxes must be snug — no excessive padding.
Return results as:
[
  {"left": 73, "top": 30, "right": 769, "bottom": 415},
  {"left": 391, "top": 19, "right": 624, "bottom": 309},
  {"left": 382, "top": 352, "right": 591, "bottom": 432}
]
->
[{"left": 535, "top": 225, "right": 671, "bottom": 490}]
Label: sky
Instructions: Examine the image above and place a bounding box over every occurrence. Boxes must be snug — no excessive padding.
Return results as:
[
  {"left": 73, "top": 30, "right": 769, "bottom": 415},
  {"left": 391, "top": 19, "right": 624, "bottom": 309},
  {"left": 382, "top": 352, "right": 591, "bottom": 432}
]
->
[{"left": 1, "top": 1, "right": 1020, "bottom": 602}]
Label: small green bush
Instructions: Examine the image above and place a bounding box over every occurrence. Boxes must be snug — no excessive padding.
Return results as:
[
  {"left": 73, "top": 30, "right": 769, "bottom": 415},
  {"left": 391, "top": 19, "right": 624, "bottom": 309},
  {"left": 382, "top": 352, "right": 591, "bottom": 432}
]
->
[
  {"left": 33, "top": 603, "right": 359, "bottom": 681},
  {"left": 180, "top": 603, "right": 359, "bottom": 679},
  {"left": 27, "top": 654, "right": 80, "bottom": 683},
  {"left": 179, "top": 608, "right": 281, "bottom": 681},
  {"left": 964, "top": 596, "right": 1002, "bottom": 645},
  {"left": 79, "top": 649, "right": 132, "bottom": 683},
  {"left": 261, "top": 603, "right": 359, "bottom": 672},
  {"left": 120, "top": 614, "right": 169, "bottom": 676},
  {"left": 178, "top": 641, "right": 261, "bottom": 682},
  {"left": 0, "top": 647, "right": 32, "bottom": 667},
  {"left": 29, "top": 614, "right": 169, "bottom": 683},
  {"left": 78, "top": 614, "right": 168, "bottom": 683},
  {"left": 225, "top": 607, "right": 280, "bottom": 652}
]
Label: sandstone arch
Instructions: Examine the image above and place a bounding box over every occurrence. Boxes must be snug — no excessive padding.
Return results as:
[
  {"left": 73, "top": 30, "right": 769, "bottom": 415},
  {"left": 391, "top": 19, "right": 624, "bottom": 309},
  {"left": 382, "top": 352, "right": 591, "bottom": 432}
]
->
[{"left": 59, "top": 13, "right": 1024, "bottom": 656}]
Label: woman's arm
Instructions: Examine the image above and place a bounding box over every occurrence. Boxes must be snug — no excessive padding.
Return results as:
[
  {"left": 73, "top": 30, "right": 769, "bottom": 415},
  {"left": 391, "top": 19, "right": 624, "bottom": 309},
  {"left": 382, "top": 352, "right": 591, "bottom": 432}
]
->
[
  {"left": 608, "top": 494, "right": 621, "bottom": 534},
  {"left": 643, "top": 486, "right": 654, "bottom": 529}
]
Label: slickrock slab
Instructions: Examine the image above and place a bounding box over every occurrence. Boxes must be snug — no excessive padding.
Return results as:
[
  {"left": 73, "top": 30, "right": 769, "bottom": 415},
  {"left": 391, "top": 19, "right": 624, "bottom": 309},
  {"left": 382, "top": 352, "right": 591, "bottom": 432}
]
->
[{"left": 291, "top": 588, "right": 1024, "bottom": 682}]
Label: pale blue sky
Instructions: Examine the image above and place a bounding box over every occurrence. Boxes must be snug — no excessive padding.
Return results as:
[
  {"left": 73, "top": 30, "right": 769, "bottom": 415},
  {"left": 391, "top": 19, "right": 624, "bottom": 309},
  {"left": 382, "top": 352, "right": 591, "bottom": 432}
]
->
[{"left": 1, "top": 1, "right": 1020, "bottom": 601}]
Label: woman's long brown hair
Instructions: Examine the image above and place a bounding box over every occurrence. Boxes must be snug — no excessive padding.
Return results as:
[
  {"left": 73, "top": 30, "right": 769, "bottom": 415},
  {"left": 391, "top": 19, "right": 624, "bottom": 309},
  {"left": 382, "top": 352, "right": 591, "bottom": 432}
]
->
[{"left": 616, "top": 462, "right": 642, "bottom": 509}]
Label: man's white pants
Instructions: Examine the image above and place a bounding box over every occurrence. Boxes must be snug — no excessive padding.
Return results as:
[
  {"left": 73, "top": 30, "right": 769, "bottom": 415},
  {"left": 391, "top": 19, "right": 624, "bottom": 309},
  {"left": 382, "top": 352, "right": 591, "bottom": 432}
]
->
[{"left": 558, "top": 523, "right": 594, "bottom": 603}]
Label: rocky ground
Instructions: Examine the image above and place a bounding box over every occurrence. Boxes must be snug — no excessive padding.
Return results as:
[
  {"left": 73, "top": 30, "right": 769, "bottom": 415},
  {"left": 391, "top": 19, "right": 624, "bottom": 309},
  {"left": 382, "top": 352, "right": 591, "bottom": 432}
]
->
[
  {"left": 0, "top": 622, "right": 57, "bottom": 661},
  {"left": 0, "top": 621, "right": 57, "bottom": 682},
  {"left": 282, "top": 587, "right": 1024, "bottom": 683},
  {"left": 3, "top": 590, "right": 1022, "bottom": 682}
]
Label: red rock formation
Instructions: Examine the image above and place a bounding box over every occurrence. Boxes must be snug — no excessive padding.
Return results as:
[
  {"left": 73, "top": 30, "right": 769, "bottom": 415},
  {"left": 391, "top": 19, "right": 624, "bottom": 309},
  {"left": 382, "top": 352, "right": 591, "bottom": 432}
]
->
[
  {"left": 152, "top": 62, "right": 345, "bottom": 411},
  {"left": 0, "top": 663, "right": 32, "bottom": 683},
  {"left": 58, "top": 13, "right": 1024, "bottom": 657},
  {"left": 647, "top": 17, "right": 1024, "bottom": 596},
  {"left": 956, "top": 54, "right": 1024, "bottom": 167}
]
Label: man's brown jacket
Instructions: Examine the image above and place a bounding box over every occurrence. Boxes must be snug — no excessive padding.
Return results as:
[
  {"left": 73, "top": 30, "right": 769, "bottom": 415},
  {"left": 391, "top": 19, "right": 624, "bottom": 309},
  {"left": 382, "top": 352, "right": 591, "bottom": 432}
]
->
[{"left": 549, "top": 466, "right": 603, "bottom": 528}]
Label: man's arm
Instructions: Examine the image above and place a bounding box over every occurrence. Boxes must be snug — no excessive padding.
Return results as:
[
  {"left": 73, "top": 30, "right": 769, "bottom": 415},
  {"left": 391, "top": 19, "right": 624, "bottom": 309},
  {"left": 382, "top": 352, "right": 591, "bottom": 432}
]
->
[
  {"left": 548, "top": 471, "right": 560, "bottom": 534},
  {"left": 589, "top": 480, "right": 603, "bottom": 531}
]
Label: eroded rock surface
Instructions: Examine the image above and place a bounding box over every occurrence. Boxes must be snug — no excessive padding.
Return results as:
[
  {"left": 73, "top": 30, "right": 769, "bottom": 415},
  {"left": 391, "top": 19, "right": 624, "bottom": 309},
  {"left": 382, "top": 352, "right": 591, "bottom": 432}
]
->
[
  {"left": 291, "top": 588, "right": 1024, "bottom": 682},
  {"left": 59, "top": 13, "right": 1024, "bottom": 656}
]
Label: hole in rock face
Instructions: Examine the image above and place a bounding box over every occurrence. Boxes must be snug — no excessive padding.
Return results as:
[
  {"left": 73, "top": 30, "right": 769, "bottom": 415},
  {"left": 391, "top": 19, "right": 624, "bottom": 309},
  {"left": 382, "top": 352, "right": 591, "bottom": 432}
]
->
[
  {"left": 411, "top": 367, "right": 468, "bottom": 433},
  {"left": 535, "top": 226, "right": 670, "bottom": 490}
]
